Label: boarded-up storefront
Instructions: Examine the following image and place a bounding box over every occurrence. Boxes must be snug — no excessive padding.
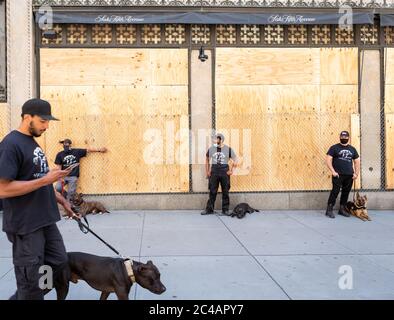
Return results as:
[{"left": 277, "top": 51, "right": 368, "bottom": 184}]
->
[
  {"left": 216, "top": 47, "right": 360, "bottom": 191},
  {"left": 25, "top": 5, "right": 393, "bottom": 201},
  {"left": 40, "top": 48, "right": 189, "bottom": 193}
]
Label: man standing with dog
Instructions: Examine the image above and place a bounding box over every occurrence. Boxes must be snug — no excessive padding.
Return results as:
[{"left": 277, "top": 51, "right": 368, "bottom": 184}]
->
[
  {"left": 201, "top": 133, "right": 238, "bottom": 216},
  {"left": 55, "top": 139, "right": 107, "bottom": 201},
  {"left": 0, "top": 98, "right": 79, "bottom": 300},
  {"left": 325, "top": 130, "right": 360, "bottom": 219}
]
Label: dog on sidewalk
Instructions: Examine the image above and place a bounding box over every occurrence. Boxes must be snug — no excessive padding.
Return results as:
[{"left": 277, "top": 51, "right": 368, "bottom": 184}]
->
[
  {"left": 231, "top": 203, "right": 260, "bottom": 219},
  {"left": 344, "top": 192, "right": 371, "bottom": 221},
  {"left": 71, "top": 193, "right": 109, "bottom": 217},
  {"left": 55, "top": 252, "right": 166, "bottom": 300}
]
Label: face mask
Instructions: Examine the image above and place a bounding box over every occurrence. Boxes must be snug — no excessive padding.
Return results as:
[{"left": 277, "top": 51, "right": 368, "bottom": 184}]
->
[
  {"left": 64, "top": 145, "right": 71, "bottom": 151},
  {"left": 213, "top": 144, "right": 218, "bottom": 147},
  {"left": 340, "top": 138, "right": 349, "bottom": 144}
]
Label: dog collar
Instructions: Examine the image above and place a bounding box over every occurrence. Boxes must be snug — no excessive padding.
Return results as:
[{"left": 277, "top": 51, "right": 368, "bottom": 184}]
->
[{"left": 124, "top": 259, "right": 136, "bottom": 283}]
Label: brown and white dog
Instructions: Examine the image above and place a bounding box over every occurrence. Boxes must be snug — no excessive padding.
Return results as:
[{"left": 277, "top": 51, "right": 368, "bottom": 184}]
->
[
  {"left": 344, "top": 192, "right": 371, "bottom": 221},
  {"left": 71, "top": 193, "right": 109, "bottom": 217}
]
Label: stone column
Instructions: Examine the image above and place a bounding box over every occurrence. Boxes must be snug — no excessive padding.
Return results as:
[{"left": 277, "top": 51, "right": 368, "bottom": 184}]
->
[
  {"left": 191, "top": 49, "right": 213, "bottom": 192},
  {"left": 7, "top": 0, "right": 36, "bottom": 129}
]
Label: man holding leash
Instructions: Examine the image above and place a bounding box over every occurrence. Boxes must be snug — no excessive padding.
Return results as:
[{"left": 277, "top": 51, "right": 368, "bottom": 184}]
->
[
  {"left": 325, "top": 130, "right": 360, "bottom": 219},
  {"left": 201, "top": 133, "right": 238, "bottom": 216},
  {"left": 55, "top": 139, "right": 107, "bottom": 201},
  {"left": 0, "top": 98, "right": 79, "bottom": 300}
]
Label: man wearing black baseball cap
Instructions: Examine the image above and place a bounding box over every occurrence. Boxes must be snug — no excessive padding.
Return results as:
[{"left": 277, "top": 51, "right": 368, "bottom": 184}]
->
[
  {"left": 0, "top": 98, "right": 78, "bottom": 299},
  {"left": 54, "top": 138, "right": 107, "bottom": 201},
  {"left": 325, "top": 130, "right": 360, "bottom": 219}
]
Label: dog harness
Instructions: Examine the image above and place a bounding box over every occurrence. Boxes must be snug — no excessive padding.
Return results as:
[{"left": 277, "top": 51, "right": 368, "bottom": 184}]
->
[
  {"left": 124, "top": 259, "right": 136, "bottom": 283},
  {"left": 352, "top": 202, "right": 366, "bottom": 210}
]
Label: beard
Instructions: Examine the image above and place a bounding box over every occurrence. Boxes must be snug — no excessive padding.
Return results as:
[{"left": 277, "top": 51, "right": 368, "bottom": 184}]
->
[{"left": 28, "top": 121, "right": 44, "bottom": 137}]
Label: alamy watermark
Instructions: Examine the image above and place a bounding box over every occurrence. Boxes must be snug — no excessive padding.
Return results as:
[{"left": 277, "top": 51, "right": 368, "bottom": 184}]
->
[{"left": 338, "top": 265, "right": 353, "bottom": 290}]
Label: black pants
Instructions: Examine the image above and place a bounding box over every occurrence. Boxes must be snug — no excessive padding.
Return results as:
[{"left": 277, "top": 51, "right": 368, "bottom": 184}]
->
[
  {"left": 6, "top": 224, "right": 69, "bottom": 300},
  {"left": 206, "top": 174, "right": 231, "bottom": 212},
  {"left": 327, "top": 175, "right": 353, "bottom": 206}
]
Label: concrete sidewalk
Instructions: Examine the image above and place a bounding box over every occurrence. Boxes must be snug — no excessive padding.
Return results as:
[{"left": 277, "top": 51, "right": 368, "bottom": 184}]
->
[{"left": 1, "top": 210, "right": 394, "bottom": 300}]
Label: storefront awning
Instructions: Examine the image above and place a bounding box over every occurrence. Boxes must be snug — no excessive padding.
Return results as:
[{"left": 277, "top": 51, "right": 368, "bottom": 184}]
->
[
  {"left": 380, "top": 14, "right": 394, "bottom": 26},
  {"left": 35, "top": 11, "right": 374, "bottom": 25}
]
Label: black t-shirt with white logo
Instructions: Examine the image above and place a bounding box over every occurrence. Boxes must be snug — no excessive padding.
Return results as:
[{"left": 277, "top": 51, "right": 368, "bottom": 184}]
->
[
  {"left": 206, "top": 145, "right": 237, "bottom": 176},
  {"left": 0, "top": 130, "right": 60, "bottom": 235},
  {"left": 327, "top": 143, "right": 359, "bottom": 175},
  {"left": 55, "top": 148, "right": 87, "bottom": 177}
]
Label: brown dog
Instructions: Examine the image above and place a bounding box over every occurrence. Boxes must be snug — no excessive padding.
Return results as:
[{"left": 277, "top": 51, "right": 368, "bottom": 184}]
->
[
  {"left": 345, "top": 192, "right": 371, "bottom": 221},
  {"left": 72, "top": 193, "right": 109, "bottom": 217}
]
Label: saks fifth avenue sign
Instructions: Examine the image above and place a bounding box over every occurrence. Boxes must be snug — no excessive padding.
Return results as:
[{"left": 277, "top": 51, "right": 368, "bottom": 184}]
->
[
  {"left": 95, "top": 15, "right": 144, "bottom": 23},
  {"left": 268, "top": 14, "right": 316, "bottom": 24}
]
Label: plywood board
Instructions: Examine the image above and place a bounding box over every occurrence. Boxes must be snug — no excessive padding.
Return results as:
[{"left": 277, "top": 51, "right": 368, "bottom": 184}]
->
[
  {"left": 320, "top": 85, "right": 358, "bottom": 113},
  {"left": 320, "top": 48, "right": 358, "bottom": 85},
  {"left": 216, "top": 85, "right": 269, "bottom": 115},
  {"left": 215, "top": 47, "right": 360, "bottom": 191},
  {"left": 385, "top": 113, "right": 394, "bottom": 188},
  {"left": 385, "top": 50, "right": 394, "bottom": 188},
  {"left": 216, "top": 48, "right": 320, "bottom": 85},
  {"left": 150, "top": 49, "right": 189, "bottom": 86},
  {"left": 40, "top": 48, "right": 189, "bottom": 194},
  {"left": 385, "top": 85, "right": 394, "bottom": 114},
  {"left": 384, "top": 48, "right": 394, "bottom": 85},
  {"left": 217, "top": 114, "right": 335, "bottom": 191},
  {"left": 43, "top": 114, "right": 190, "bottom": 194},
  {"left": 268, "top": 85, "right": 320, "bottom": 113},
  {"left": 41, "top": 48, "right": 188, "bottom": 86},
  {"left": 41, "top": 85, "right": 188, "bottom": 117}
]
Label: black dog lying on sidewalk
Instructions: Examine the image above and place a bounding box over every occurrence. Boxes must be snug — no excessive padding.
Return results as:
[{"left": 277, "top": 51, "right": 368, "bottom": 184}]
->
[
  {"left": 231, "top": 203, "right": 260, "bottom": 219},
  {"left": 55, "top": 252, "right": 166, "bottom": 300}
]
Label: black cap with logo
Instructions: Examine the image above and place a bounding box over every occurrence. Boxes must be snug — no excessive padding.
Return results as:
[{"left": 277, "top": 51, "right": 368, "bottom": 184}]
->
[
  {"left": 21, "top": 98, "right": 59, "bottom": 121},
  {"left": 340, "top": 131, "right": 350, "bottom": 137}
]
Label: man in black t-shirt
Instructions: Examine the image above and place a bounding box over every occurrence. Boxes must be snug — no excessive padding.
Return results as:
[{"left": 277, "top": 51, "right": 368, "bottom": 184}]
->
[
  {"left": 54, "top": 138, "right": 107, "bottom": 201},
  {"left": 201, "top": 133, "right": 238, "bottom": 216},
  {"left": 325, "top": 131, "right": 360, "bottom": 219},
  {"left": 0, "top": 99, "right": 78, "bottom": 300}
]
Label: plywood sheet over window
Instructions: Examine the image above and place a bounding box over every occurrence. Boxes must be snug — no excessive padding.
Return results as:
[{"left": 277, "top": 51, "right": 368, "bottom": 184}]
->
[
  {"left": 40, "top": 48, "right": 189, "bottom": 194},
  {"left": 216, "top": 47, "right": 360, "bottom": 191},
  {"left": 384, "top": 48, "right": 394, "bottom": 189}
]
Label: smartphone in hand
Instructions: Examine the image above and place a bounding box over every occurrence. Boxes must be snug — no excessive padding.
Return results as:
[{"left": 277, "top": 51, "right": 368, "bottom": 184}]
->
[{"left": 66, "top": 163, "right": 80, "bottom": 171}]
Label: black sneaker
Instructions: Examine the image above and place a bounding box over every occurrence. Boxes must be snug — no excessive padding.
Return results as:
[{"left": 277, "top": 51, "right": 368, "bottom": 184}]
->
[
  {"left": 201, "top": 210, "right": 214, "bottom": 215},
  {"left": 219, "top": 210, "right": 231, "bottom": 216}
]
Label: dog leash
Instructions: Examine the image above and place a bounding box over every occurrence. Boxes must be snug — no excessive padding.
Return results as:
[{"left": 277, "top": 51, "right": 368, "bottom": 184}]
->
[{"left": 73, "top": 216, "right": 126, "bottom": 259}]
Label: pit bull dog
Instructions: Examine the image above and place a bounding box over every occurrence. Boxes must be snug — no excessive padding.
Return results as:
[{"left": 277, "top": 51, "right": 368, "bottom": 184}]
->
[
  {"left": 55, "top": 252, "right": 166, "bottom": 300},
  {"left": 345, "top": 192, "right": 371, "bottom": 221},
  {"left": 72, "top": 193, "right": 109, "bottom": 217},
  {"left": 231, "top": 203, "right": 260, "bottom": 219}
]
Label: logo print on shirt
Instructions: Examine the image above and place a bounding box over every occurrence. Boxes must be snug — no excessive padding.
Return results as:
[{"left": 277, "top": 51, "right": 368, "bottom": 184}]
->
[
  {"left": 213, "top": 152, "right": 226, "bottom": 165},
  {"left": 63, "top": 155, "right": 77, "bottom": 167},
  {"left": 33, "top": 147, "right": 49, "bottom": 178},
  {"left": 338, "top": 150, "right": 353, "bottom": 162}
]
